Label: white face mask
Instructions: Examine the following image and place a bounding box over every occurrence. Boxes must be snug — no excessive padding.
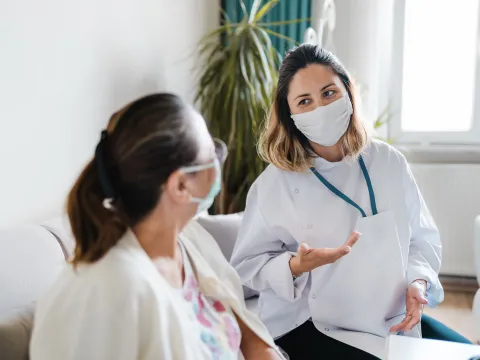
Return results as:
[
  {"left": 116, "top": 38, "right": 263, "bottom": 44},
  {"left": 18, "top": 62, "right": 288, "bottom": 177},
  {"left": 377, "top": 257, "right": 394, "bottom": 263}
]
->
[{"left": 290, "top": 92, "right": 353, "bottom": 146}]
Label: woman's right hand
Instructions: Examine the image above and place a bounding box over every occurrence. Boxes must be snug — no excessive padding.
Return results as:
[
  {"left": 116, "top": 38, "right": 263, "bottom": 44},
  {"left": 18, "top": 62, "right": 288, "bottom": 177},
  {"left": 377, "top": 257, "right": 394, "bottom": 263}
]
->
[{"left": 289, "top": 232, "right": 361, "bottom": 277}]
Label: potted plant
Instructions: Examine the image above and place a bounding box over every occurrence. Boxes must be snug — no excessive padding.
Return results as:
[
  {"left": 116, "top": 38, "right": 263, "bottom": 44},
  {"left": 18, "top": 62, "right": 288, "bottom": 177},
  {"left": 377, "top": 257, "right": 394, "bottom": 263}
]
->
[{"left": 195, "top": 0, "right": 307, "bottom": 214}]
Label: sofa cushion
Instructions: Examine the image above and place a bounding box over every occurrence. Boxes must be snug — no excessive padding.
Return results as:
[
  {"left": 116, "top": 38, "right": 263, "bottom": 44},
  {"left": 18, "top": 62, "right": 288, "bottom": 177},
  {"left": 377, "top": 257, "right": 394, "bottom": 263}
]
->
[
  {"left": 0, "top": 305, "right": 34, "bottom": 360},
  {"left": 0, "top": 225, "right": 66, "bottom": 360},
  {"left": 196, "top": 213, "right": 243, "bottom": 261},
  {"left": 0, "top": 225, "right": 66, "bottom": 320},
  {"left": 196, "top": 213, "right": 258, "bottom": 299},
  {"left": 42, "top": 215, "right": 74, "bottom": 258}
]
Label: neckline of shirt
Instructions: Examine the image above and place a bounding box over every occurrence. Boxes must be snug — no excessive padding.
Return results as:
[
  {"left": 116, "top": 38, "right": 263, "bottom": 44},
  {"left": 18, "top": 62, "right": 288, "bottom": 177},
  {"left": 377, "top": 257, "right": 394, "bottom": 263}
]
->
[{"left": 311, "top": 154, "right": 350, "bottom": 170}]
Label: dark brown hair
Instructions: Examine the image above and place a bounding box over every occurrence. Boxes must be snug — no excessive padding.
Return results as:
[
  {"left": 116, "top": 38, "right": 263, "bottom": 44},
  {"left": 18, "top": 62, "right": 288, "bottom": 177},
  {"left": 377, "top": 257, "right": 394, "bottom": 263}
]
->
[
  {"left": 258, "top": 44, "right": 369, "bottom": 171},
  {"left": 67, "top": 93, "right": 199, "bottom": 265}
]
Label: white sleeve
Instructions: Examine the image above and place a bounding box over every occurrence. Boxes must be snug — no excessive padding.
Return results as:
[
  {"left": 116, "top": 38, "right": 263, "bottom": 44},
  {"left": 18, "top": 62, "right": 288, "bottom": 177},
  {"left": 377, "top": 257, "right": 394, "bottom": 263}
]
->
[
  {"left": 402, "top": 159, "right": 444, "bottom": 307},
  {"left": 231, "top": 181, "right": 309, "bottom": 303}
]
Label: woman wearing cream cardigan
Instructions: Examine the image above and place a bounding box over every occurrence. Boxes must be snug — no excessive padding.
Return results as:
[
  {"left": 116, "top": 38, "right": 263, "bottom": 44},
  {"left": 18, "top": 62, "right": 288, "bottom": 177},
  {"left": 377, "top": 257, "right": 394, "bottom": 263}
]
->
[{"left": 30, "top": 93, "right": 284, "bottom": 360}]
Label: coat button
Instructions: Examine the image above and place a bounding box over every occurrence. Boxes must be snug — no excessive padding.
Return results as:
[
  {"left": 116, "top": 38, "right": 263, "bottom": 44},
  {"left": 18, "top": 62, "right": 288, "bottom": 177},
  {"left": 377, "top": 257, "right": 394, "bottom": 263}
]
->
[
  {"left": 325, "top": 328, "right": 329, "bottom": 331},
  {"left": 308, "top": 224, "right": 313, "bottom": 229},
  {"left": 294, "top": 189, "right": 299, "bottom": 193},
  {"left": 312, "top": 294, "right": 316, "bottom": 299}
]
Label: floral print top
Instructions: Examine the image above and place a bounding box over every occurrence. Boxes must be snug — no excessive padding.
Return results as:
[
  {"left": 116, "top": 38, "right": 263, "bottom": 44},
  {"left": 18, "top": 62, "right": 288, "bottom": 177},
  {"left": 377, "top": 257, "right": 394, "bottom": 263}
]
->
[{"left": 180, "top": 243, "right": 242, "bottom": 359}]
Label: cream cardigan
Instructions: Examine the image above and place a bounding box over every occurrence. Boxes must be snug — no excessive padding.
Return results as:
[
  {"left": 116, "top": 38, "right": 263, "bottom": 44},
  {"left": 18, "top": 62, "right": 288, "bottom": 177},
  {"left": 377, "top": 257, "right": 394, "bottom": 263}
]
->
[{"left": 30, "top": 220, "right": 283, "bottom": 360}]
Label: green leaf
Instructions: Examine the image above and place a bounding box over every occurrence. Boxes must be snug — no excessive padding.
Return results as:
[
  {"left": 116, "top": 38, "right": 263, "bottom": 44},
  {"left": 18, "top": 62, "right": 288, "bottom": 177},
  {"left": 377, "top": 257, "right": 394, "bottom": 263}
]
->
[
  {"left": 373, "top": 103, "right": 393, "bottom": 129},
  {"left": 249, "top": 28, "right": 274, "bottom": 83},
  {"left": 227, "top": 177, "right": 249, "bottom": 213},
  {"left": 248, "top": 0, "right": 262, "bottom": 23},
  {"left": 257, "top": 17, "right": 310, "bottom": 27},
  {"left": 227, "top": 86, "right": 239, "bottom": 148},
  {"left": 239, "top": 37, "right": 255, "bottom": 91},
  {"left": 239, "top": 0, "right": 248, "bottom": 19},
  {"left": 263, "top": 28, "right": 299, "bottom": 45},
  {"left": 253, "top": 26, "right": 280, "bottom": 64},
  {"left": 219, "top": 7, "right": 234, "bottom": 35},
  {"left": 253, "top": 0, "right": 279, "bottom": 23}
]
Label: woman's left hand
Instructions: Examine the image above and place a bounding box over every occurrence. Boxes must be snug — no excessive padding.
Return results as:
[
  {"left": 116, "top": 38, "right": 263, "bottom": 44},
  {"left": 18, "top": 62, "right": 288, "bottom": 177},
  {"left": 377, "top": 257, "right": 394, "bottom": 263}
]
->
[{"left": 390, "top": 280, "right": 428, "bottom": 333}]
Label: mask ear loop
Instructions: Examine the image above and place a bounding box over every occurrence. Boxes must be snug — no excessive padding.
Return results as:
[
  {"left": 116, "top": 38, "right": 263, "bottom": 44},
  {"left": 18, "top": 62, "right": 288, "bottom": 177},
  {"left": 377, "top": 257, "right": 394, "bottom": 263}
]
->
[
  {"left": 180, "top": 159, "right": 220, "bottom": 203},
  {"left": 95, "top": 130, "right": 117, "bottom": 210}
]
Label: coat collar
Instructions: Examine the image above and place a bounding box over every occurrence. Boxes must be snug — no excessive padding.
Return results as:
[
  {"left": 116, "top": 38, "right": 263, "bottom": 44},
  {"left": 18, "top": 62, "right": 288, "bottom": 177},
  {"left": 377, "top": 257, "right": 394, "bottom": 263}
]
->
[
  {"left": 119, "top": 229, "right": 238, "bottom": 303},
  {"left": 179, "top": 234, "right": 239, "bottom": 303}
]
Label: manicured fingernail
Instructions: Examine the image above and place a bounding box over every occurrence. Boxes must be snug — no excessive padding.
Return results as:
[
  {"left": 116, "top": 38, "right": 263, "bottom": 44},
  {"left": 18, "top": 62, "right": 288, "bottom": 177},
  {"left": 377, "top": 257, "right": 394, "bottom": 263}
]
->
[
  {"left": 344, "top": 246, "right": 351, "bottom": 254},
  {"left": 356, "top": 232, "right": 362, "bottom": 237}
]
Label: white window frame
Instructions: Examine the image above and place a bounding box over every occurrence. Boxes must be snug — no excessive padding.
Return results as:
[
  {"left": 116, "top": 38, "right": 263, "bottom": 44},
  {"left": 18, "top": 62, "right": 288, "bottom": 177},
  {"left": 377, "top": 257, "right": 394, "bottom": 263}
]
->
[{"left": 389, "top": 0, "right": 480, "bottom": 146}]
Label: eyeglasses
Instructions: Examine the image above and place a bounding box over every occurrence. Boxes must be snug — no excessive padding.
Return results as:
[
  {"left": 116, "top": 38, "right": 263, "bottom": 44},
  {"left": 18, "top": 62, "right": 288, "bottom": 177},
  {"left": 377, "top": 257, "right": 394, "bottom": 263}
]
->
[
  {"left": 182, "top": 138, "right": 228, "bottom": 174},
  {"left": 213, "top": 138, "right": 228, "bottom": 165}
]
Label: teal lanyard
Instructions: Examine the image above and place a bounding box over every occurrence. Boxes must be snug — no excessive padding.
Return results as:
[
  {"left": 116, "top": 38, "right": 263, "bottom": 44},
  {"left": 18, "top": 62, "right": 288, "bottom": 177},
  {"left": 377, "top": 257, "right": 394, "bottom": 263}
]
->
[{"left": 310, "top": 155, "right": 378, "bottom": 218}]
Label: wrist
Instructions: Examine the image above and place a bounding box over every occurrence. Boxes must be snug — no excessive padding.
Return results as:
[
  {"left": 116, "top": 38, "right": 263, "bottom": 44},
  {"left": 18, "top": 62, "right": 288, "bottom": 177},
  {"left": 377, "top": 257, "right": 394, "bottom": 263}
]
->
[
  {"left": 412, "top": 279, "right": 427, "bottom": 293},
  {"left": 242, "top": 345, "right": 279, "bottom": 360},
  {"left": 289, "top": 256, "right": 302, "bottom": 277}
]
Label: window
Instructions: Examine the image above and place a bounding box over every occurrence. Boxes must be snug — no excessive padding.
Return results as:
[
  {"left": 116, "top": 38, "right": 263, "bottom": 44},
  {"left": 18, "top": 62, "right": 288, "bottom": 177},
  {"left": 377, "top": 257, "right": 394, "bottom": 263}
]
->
[{"left": 391, "top": 0, "right": 480, "bottom": 144}]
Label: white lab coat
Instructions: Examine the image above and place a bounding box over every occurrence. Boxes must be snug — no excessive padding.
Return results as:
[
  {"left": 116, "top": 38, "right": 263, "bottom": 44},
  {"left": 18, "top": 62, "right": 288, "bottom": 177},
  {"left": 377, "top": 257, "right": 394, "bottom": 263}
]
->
[{"left": 231, "top": 140, "right": 444, "bottom": 357}]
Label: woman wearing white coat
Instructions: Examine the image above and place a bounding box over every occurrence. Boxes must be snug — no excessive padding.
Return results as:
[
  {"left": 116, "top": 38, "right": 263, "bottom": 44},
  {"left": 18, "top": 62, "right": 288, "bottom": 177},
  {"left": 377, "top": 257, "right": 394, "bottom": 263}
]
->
[{"left": 231, "top": 45, "right": 470, "bottom": 359}]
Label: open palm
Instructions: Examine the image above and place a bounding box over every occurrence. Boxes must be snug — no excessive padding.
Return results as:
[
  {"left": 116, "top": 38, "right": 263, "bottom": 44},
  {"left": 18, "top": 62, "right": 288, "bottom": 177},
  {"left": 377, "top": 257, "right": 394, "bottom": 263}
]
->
[
  {"left": 289, "top": 232, "right": 361, "bottom": 276},
  {"left": 390, "top": 280, "right": 428, "bottom": 333}
]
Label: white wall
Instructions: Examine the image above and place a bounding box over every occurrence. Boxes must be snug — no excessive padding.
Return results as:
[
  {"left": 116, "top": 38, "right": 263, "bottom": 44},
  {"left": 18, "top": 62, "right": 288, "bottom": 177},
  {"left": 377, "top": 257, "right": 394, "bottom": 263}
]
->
[
  {"left": 0, "top": 0, "right": 219, "bottom": 228},
  {"left": 411, "top": 164, "right": 480, "bottom": 276},
  {"left": 312, "top": 0, "right": 394, "bottom": 136}
]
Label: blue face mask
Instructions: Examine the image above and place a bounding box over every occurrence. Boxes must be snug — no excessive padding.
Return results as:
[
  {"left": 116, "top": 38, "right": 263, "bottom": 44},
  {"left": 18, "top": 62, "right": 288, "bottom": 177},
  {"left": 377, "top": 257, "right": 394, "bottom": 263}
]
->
[{"left": 181, "top": 158, "right": 222, "bottom": 215}]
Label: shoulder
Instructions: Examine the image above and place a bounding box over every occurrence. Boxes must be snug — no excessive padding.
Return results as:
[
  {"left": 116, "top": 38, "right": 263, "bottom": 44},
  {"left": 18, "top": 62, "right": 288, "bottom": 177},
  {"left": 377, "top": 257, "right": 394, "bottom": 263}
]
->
[
  {"left": 92, "top": 244, "right": 156, "bottom": 293},
  {"left": 180, "top": 220, "right": 245, "bottom": 300},
  {"left": 366, "top": 139, "right": 405, "bottom": 160},
  {"left": 181, "top": 219, "right": 224, "bottom": 257},
  {"left": 363, "top": 139, "right": 408, "bottom": 169},
  {"left": 249, "top": 164, "right": 298, "bottom": 198},
  {"left": 99, "top": 239, "right": 188, "bottom": 308},
  {"left": 40, "top": 237, "right": 177, "bottom": 313},
  {"left": 180, "top": 220, "right": 234, "bottom": 276},
  {"left": 254, "top": 164, "right": 284, "bottom": 186}
]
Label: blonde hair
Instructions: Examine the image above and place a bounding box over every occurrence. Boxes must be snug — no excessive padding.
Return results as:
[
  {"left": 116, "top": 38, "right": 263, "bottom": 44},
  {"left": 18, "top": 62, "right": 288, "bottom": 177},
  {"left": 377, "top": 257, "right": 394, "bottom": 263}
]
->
[{"left": 258, "top": 45, "right": 370, "bottom": 172}]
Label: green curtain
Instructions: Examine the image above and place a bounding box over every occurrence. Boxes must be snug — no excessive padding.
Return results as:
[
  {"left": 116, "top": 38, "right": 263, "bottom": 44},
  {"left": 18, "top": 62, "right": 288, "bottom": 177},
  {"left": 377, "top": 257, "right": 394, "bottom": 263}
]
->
[{"left": 223, "top": 0, "right": 312, "bottom": 57}]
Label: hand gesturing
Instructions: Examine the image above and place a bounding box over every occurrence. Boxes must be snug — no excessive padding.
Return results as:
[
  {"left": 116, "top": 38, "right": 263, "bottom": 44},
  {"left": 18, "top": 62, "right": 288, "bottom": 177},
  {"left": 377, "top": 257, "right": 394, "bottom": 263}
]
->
[{"left": 390, "top": 280, "right": 428, "bottom": 333}]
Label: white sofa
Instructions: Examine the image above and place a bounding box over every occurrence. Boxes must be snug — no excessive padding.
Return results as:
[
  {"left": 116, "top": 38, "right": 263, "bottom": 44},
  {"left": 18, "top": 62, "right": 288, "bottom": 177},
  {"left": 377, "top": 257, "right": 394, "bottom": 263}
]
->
[
  {"left": 0, "top": 214, "right": 255, "bottom": 360},
  {"left": 0, "top": 225, "right": 66, "bottom": 359}
]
